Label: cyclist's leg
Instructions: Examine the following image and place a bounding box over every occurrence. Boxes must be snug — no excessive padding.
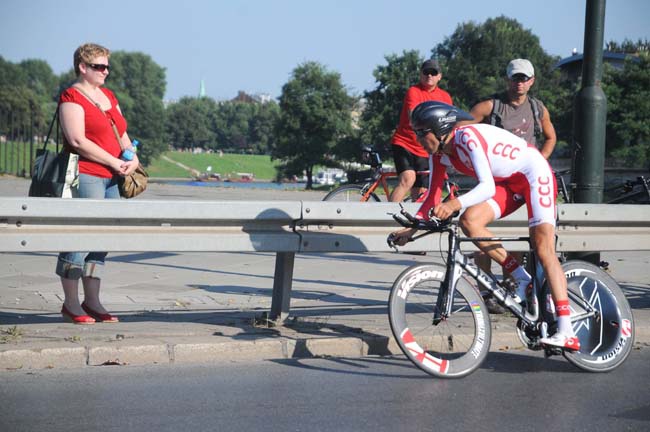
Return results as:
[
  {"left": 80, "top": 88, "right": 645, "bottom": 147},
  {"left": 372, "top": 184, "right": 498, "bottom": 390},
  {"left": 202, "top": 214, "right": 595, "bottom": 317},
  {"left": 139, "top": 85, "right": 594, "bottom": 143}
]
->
[
  {"left": 460, "top": 182, "right": 531, "bottom": 299},
  {"left": 389, "top": 145, "right": 418, "bottom": 202},
  {"left": 522, "top": 159, "right": 579, "bottom": 349}
]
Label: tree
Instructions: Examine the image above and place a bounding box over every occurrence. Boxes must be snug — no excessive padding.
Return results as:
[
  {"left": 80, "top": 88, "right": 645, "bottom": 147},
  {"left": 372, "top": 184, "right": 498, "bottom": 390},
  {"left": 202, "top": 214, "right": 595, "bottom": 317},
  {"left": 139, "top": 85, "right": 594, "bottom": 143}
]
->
[
  {"left": 214, "top": 102, "right": 255, "bottom": 152},
  {"left": 602, "top": 53, "right": 650, "bottom": 166},
  {"left": 19, "top": 59, "right": 58, "bottom": 103},
  {"left": 273, "top": 62, "right": 354, "bottom": 188},
  {"left": 0, "top": 57, "right": 52, "bottom": 137},
  {"left": 104, "top": 51, "right": 166, "bottom": 165},
  {"left": 248, "top": 101, "right": 280, "bottom": 155},
  {"left": 358, "top": 50, "right": 423, "bottom": 160},
  {"left": 165, "top": 97, "right": 219, "bottom": 150}
]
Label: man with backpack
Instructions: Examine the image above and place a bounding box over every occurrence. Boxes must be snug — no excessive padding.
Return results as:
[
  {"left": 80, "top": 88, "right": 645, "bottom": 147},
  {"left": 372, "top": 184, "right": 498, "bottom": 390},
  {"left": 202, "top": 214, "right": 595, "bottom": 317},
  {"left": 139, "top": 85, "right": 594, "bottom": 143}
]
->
[
  {"left": 465, "top": 59, "right": 557, "bottom": 313},
  {"left": 467, "top": 59, "right": 556, "bottom": 157}
]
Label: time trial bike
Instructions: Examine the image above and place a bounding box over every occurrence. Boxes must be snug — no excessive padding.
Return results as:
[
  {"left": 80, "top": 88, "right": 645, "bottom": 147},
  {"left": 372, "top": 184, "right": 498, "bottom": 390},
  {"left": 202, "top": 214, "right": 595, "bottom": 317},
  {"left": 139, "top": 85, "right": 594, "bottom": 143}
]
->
[{"left": 387, "top": 206, "right": 634, "bottom": 378}]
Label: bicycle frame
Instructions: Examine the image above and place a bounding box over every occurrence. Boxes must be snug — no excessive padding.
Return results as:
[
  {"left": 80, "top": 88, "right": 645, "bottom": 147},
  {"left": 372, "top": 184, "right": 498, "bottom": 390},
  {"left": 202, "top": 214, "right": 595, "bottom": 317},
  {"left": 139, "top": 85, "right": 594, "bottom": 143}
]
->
[
  {"left": 427, "top": 223, "right": 598, "bottom": 330},
  {"left": 360, "top": 168, "right": 429, "bottom": 202}
]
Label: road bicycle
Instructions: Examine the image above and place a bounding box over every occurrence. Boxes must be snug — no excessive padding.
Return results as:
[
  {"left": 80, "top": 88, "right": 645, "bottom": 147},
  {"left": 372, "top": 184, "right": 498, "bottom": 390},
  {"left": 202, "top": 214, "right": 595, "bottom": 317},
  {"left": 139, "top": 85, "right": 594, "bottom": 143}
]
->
[
  {"left": 605, "top": 175, "right": 650, "bottom": 204},
  {"left": 386, "top": 206, "right": 634, "bottom": 378},
  {"left": 555, "top": 169, "right": 650, "bottom": 204},
  {"left": 322, "top": 146, "right": 431, "bottom": 202},
  {"left": 322, "top": 146, "right": 462, "bottom": 203}
]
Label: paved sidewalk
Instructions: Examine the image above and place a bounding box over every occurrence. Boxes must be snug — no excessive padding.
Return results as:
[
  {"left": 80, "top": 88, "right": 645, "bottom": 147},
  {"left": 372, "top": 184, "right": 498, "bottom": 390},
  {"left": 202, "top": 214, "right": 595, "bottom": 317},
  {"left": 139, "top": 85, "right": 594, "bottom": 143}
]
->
[{"left": 1, "top": 176, "right": 649, "bottom": 370}]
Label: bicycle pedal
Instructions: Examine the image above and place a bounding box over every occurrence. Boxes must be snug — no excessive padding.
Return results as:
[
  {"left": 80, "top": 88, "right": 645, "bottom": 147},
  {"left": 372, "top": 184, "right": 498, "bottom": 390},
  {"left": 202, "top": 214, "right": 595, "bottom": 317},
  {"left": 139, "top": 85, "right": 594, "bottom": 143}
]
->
[{"left": 543, "top": 346, "right": 562, "bottom": 358}]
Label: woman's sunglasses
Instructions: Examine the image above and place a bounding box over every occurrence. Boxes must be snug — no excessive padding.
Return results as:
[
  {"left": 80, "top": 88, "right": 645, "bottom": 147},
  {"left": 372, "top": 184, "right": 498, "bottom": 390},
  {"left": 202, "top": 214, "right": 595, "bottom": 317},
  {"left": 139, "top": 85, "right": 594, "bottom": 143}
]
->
[{"left": 86, "top": 63, "right": 110, "bottom": 72}]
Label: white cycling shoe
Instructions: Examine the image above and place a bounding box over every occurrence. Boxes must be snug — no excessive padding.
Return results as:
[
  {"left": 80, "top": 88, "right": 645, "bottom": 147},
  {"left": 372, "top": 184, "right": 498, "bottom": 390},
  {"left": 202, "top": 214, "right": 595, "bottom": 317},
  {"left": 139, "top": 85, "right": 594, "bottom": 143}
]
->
[{"left": 540, "top": 332, "right": 581, "bottom": 351}]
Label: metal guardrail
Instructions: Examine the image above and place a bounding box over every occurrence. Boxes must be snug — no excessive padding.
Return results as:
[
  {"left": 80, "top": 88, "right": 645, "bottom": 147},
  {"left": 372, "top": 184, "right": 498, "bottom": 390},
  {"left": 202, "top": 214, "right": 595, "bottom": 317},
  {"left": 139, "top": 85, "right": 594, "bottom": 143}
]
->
[{"left": 1, "top": 197, "right": 649, "bottom": 320}]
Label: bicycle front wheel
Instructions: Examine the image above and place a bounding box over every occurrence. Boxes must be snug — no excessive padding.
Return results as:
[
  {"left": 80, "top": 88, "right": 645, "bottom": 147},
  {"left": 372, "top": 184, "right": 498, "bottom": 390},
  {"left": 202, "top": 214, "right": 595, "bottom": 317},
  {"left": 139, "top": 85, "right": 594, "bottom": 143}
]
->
[
  {"left": 322, "top": 184, "right": 380, "bottom": 202},
  {"left": 388, "top": 264, "right": 491, "bottom": 378},
  {"left": 556, "top": 261, "right": 635, "bottom": 372}
]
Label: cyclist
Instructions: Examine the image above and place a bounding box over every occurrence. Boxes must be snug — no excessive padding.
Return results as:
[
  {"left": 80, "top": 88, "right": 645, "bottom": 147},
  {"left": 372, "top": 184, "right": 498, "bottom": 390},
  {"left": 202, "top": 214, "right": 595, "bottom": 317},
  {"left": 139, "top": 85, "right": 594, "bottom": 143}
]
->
[{"left": 390, "top": 101, "right": 579, "bottom": 350}]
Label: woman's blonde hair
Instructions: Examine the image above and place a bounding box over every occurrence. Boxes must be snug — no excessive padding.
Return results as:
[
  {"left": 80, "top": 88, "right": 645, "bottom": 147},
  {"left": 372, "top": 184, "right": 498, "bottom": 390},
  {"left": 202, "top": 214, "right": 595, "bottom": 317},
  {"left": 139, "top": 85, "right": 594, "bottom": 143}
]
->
[{"left": 73, "top": 43, "right": 111, "bottom": 76}]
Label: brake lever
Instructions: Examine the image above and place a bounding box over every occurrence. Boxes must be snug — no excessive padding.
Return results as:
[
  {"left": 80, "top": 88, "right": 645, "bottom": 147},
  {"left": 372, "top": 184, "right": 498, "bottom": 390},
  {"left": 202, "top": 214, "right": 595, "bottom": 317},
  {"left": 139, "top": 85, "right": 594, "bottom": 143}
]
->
[{"left": 386, "top": 232, "right": 414, "bottom": 252}]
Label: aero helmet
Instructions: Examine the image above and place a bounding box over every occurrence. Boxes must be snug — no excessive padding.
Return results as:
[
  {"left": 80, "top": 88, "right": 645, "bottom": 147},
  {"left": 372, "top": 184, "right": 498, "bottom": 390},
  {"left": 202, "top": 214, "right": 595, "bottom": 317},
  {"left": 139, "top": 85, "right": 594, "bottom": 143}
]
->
[{"left": 410, "top": 101, "right": 474, "bottom": 140}]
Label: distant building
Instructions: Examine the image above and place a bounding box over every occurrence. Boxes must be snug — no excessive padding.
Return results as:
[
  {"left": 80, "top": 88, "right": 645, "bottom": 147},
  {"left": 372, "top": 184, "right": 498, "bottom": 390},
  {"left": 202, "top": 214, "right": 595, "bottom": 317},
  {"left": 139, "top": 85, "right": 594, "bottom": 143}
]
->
[
  {"left": 231, "top": 91, "right": 274, "bottom": 104},
  {"left": 554, "top": 50, "right": 640, "bottom": 81}
]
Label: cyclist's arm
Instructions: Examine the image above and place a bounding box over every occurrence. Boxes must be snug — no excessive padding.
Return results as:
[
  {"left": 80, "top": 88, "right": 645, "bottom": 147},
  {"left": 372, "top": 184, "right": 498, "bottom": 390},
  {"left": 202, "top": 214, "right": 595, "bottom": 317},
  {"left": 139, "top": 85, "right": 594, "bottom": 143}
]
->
[
  {"left": 539, "top": 105, "right": 557, "bottom": 159},
  {"left": 416, "top": 154, "right": 448, "bottom": 220},
  {"left": 454, "top": 131, "right": 496, "bottom": 210}
]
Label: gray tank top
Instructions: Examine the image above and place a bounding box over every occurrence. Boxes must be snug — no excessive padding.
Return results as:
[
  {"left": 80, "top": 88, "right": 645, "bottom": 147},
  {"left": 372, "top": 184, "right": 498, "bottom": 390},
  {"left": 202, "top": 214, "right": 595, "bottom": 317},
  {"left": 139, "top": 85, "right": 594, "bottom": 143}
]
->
[{"left": 495, "top": 97, "right": 545, "bottom": 148}]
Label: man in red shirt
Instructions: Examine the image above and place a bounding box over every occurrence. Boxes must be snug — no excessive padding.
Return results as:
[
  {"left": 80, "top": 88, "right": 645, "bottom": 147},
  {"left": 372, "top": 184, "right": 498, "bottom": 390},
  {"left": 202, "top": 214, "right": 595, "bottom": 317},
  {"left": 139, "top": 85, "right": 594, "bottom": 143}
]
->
[{"left": 389, "top": 59, "right": 453, "bottom": 202}]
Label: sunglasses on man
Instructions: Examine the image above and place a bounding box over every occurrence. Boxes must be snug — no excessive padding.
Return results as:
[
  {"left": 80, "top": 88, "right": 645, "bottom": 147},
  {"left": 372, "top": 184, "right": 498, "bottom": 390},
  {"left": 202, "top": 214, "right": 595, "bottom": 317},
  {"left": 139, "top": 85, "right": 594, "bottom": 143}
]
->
[
  {"left": 86, "top": 63, "right": 110, "bottom": 72},
  {"left": 422, "top": 69, "right": 439, "bottom": 77},
  {"left": 510, "top": 74, "right": 531, "bottom": 83}
]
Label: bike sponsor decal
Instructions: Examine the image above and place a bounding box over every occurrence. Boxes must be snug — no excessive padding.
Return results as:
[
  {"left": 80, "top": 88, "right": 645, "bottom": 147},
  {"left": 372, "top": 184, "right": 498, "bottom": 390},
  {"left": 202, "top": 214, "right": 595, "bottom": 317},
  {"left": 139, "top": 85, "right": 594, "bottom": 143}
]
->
[
  {"left": 397, "top": 269, "right": 444, "bottom": 300},
  {"left": 621, "top": 319, "right": 632, "bottom": 338},
  {"left": 599, "top": 336, "right": 629, "bottom": 363},
  {"left": 470, "top": 302, "right": 486, "bottom": 359},
  {"left": 400, "top": 328, "right": 449, "bottom": 374}
]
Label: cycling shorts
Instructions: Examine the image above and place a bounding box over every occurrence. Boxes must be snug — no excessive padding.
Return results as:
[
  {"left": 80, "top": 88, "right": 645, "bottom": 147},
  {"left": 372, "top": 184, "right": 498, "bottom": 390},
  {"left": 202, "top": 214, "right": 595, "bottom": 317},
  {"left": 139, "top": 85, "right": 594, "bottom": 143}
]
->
[
  {"left": 391, "top": 144, "right": 429, "bottom": 188},
  {"left": 487, "top": 170, "right": 558, "bottom": 228}
]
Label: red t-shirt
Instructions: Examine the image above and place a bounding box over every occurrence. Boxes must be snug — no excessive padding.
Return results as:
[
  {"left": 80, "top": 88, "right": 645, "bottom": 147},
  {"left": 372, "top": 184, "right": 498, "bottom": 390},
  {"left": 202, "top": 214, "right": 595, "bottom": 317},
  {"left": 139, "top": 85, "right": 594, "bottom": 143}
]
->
[
  {"left": 391, "top": 84, "right": 453, "bottom": 158},
  {"left": 59, "top": 87, "right": 127, "bottom": 178}
]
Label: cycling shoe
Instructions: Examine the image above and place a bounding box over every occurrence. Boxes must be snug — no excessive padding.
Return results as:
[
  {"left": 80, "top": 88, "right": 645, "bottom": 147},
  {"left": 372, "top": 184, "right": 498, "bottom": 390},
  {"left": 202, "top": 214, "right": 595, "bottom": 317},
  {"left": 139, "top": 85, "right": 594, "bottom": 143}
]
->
[{"left": 540, "top": 332, "right": 581, "bottom": 351}]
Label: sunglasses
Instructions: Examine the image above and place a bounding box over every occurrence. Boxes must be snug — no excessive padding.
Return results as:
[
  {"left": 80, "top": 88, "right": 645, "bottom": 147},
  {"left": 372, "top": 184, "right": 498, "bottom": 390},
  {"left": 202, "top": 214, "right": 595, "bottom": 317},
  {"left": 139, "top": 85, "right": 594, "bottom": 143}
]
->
[
  {"left": 86, "top": 63, "right": 110, "bottom": 72},
  {"left": 414, "top": 128, "right": 433, "bottom": 138},
  {"left": 510, "top": 74, "right": 531, "bottom": 83},
  {"left": 422, "top": 69, "right": 439, "bottom": 77}
]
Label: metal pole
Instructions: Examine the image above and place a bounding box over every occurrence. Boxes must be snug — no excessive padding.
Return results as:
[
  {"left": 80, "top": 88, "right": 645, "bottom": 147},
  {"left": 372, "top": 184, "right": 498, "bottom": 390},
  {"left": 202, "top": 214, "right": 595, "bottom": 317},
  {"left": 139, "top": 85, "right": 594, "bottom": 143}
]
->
[{"left": 570, "top": 0, "right": 607, "bottom": 264}]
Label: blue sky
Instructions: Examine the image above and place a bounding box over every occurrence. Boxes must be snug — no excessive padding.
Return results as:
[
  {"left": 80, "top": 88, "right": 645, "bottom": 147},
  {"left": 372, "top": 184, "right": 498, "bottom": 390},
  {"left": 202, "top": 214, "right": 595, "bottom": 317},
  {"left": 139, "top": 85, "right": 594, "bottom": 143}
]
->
[{"left": 1, "top": 0, "right": 648, "bottom": 101}]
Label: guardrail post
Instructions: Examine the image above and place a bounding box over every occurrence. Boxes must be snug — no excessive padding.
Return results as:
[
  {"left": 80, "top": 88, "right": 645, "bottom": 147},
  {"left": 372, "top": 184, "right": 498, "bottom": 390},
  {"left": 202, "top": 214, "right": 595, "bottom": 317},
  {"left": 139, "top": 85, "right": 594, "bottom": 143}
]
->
[{"left": 269, "top": 252, "right": 295, "bottom": 322}]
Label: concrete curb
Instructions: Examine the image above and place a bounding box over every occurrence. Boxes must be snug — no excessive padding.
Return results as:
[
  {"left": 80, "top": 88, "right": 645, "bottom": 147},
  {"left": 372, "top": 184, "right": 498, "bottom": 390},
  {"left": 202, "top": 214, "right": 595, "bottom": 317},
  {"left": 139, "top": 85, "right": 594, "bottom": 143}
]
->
[{"left": 2, "top": 328, "right": 648, "bottom": 371}]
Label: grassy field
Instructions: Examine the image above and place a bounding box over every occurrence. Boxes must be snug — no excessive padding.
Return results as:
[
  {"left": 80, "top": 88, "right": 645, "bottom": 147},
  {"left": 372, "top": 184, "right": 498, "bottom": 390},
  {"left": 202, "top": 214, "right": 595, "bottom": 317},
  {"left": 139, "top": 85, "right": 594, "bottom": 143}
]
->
[{"left": 147, "top": 151, "right": 281, "bottom": 180}]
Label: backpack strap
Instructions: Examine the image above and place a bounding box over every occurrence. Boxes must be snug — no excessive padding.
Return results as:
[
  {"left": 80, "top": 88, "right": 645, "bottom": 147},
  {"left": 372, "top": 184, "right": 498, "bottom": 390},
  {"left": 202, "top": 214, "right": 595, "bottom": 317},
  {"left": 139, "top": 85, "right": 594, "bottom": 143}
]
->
[
  {"left": 488, "top": 93, "right": 506, "bottom": 128},
  {"left": 528, "top": 96, "right": 543, "bottom": 146}
]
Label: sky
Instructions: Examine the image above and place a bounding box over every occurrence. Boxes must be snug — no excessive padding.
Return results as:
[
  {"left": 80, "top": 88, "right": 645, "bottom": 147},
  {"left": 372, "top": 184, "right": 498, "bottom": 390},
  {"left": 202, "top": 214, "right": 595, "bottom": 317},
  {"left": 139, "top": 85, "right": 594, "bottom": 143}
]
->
[{"left": 1, "top": 0, "right": 648, "bottom": 102}]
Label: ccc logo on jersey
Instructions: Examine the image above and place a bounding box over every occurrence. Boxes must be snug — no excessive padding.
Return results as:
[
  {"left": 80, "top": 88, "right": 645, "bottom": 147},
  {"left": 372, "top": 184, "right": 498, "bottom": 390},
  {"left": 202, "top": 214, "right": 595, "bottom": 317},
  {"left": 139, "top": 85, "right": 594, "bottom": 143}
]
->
[{"left": 492, "top": 142, "right": 521, "bottom": 160}]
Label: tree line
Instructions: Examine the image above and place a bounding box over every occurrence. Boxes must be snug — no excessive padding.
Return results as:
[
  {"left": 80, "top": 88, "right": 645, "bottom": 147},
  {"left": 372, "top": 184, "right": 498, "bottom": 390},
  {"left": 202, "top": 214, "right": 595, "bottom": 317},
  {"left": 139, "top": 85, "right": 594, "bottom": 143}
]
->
[{"left": 1, "top": 16, "right": 648, "bottom": 186}]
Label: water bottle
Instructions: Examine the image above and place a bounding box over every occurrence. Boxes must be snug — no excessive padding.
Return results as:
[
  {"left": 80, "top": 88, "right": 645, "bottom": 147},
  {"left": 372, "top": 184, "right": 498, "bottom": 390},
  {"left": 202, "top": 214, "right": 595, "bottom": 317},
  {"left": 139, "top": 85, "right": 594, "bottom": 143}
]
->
[{"left": 121, "top": 139, "right": 139, "bottom": 161}]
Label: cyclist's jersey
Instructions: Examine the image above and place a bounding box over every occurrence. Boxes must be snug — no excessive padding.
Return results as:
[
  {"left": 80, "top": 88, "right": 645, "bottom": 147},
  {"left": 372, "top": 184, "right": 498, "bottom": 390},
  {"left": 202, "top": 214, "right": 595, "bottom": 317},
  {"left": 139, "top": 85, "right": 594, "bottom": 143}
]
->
[{"left": 416, "top": 123, "right": 557, "bottom": 227}]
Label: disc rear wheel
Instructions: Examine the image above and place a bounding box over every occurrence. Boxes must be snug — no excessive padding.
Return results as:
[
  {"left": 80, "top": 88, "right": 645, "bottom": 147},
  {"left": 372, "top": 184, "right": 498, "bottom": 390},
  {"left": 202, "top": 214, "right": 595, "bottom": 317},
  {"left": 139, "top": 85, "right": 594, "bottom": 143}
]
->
[{"left": 555, "top": 261, "right": 634, "bottom": 372}]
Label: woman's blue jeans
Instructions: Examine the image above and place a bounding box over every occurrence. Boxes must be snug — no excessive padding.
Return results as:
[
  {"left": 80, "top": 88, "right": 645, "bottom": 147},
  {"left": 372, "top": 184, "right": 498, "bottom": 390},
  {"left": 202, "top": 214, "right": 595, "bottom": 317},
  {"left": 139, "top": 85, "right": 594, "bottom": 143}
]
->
[{"left": 56, "top": 174, "right": 120, "bottom": 280}]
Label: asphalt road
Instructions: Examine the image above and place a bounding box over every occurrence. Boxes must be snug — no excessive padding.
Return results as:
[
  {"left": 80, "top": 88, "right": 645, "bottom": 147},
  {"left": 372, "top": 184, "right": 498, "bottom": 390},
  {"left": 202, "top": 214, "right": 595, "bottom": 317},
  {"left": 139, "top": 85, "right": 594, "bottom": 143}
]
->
[{"left": 2, "top": 350, "right": 649, "bottom": 432}]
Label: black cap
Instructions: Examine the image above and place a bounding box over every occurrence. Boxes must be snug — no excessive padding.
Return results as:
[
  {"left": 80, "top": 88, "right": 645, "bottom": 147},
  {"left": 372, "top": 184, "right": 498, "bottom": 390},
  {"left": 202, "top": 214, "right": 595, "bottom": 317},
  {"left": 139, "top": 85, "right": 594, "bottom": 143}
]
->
[{"left": 421, "top": 59, "right": 441, "bottom": 72}]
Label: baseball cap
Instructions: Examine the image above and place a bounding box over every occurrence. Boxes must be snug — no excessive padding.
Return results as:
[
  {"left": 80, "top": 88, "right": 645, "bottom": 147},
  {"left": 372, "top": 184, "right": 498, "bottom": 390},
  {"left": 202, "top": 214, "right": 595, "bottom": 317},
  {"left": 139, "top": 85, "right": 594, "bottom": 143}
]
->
[
  {"left": 506, "top": 59, "right": 534, "bottom": 78},
  {"left": 421, "top": 59, "right": 441, "bottom": 72}
]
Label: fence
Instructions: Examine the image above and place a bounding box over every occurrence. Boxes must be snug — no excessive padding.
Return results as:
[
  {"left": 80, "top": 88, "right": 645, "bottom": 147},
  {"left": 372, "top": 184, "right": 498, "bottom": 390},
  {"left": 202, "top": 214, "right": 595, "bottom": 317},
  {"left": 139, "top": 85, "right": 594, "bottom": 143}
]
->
[{"left": 1, "top": 198, "right": 649, "bottom": 321}]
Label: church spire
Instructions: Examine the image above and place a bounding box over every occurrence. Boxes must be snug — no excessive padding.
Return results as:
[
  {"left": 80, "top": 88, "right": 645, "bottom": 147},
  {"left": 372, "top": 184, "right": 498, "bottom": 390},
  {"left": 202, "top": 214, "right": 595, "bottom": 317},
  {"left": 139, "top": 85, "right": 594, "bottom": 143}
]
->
[{"left": 199, "top": 79, "right": 206, "bottom": 98}]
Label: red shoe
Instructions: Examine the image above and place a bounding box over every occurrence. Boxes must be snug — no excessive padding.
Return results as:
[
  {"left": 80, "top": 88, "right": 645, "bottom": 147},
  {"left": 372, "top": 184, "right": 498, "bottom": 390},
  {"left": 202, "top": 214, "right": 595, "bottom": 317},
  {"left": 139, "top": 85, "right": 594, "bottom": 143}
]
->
[
  {"left": 82, "top": 302, "right": 119, "bottom": 323},
  {"left": 61, "top": 304, "right": 96, "bottom": 325}
]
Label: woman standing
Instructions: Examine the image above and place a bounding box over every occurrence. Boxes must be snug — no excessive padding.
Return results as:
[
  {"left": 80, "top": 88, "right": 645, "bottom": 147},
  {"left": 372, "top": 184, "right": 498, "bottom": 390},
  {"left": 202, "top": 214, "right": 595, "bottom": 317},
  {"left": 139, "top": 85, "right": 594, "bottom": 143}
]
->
[{"left": 57, "top": 43, "right": 138, "bottom": 324}]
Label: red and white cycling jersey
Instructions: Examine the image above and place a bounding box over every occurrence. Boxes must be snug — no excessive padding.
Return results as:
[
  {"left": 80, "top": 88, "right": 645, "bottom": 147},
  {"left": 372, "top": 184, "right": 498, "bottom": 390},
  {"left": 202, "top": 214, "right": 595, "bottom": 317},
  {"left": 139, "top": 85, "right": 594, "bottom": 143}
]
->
[{"left": 417, "top": 123, "right": 557, "bottom": 227}]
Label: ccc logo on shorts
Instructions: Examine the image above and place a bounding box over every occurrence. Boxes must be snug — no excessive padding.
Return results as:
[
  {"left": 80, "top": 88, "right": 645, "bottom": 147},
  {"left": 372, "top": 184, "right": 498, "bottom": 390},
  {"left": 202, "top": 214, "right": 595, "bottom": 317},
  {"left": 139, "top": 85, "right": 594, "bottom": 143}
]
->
[{"left": 538, "top": 176, "right": 552, "bottom": 208}]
